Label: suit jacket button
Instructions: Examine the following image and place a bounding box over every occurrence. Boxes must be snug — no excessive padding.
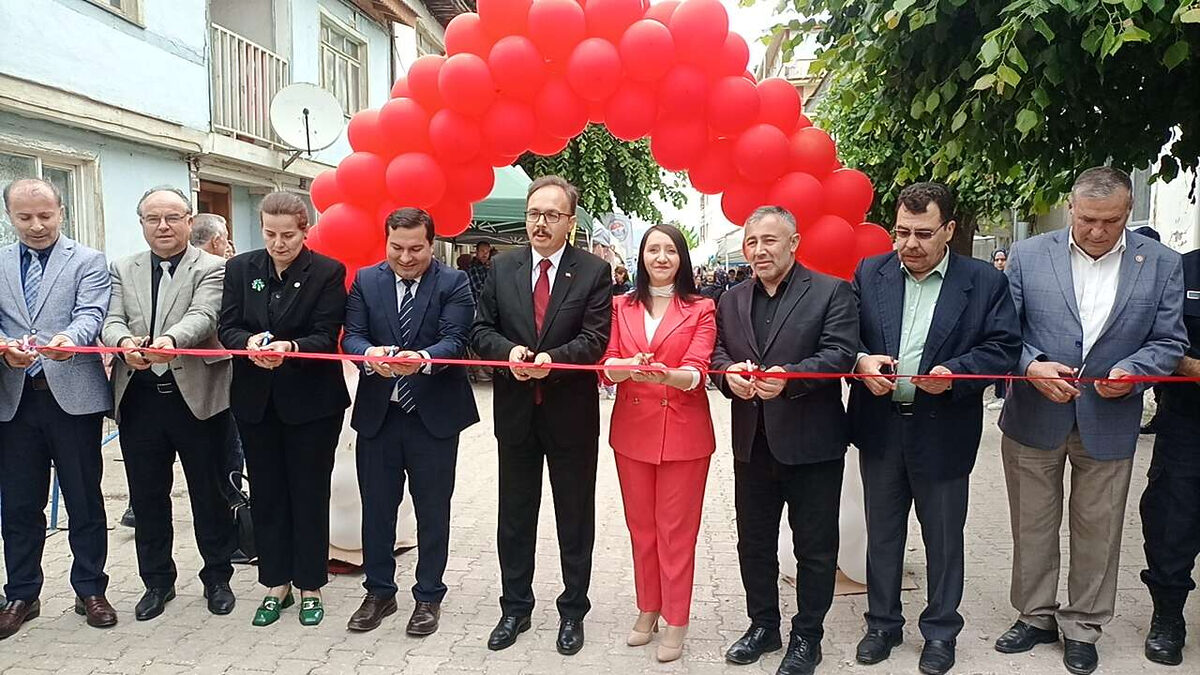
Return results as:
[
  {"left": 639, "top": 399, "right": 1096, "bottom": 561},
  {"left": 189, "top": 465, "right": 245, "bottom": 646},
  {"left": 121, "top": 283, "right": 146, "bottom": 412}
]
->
[
  {"left": 633, "top": 397, "right": 640, "bottom": 404},
  {"left": 660, "top": 398, "right": 668, "bottom": 407}
]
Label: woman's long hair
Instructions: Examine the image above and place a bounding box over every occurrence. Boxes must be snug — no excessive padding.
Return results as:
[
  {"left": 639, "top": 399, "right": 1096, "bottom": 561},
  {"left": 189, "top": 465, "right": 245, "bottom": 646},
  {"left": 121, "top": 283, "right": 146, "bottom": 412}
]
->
[{"left": 630, "top": 224, "right": 701, "bottom": 307}]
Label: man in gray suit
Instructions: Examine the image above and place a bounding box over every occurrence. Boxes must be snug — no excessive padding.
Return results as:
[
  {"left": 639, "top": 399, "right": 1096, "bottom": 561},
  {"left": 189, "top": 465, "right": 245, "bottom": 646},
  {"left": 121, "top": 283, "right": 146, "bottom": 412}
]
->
[
  {"left": 994, "top": 167, "right": 1187, "bottom": 675},
  {"left": 0, "top": 178, "right": 116, "bottom": 637},
  {"left": 102, "top": 186, "right": 237, "bottom": 621}
]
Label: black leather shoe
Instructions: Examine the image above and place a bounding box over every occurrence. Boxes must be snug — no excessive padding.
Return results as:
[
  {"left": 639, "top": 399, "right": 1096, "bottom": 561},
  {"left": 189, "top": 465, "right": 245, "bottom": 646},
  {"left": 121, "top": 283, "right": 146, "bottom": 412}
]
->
[
  {"left": 204, "top": 583, "right": 236, "bottom": 615},
  {"left": 406, "top": 601, "right": 440, "bottom": 636},
  {"left": 1063, "top": 639, "right": 1099, "bottom": 675},
  {"left": 557, "top": 618, "right": 585, "bottom": 655},
  {"left": 856, "top": 628, "right": 902, "bottom": 664},
  {"left": 994, "top": 620, "right": 1058, "bottom": 653},
  {"left": 134, "top": 587, "right": 175, "bottom": 621},
  {"left": 487, "top": 615, "right": 531, "bottom": 651},
  {"left": 776, "top": 633, "right": 822, "bottom": 675},
  {"left": 725, "top": 625, "right": 783, "bottom": 665},
  {"left": 919, "top": 639, "right": 956, "bottom": 675},
  {"left": 1145, "top": 614, "right": 1185, "bottom": 665}
]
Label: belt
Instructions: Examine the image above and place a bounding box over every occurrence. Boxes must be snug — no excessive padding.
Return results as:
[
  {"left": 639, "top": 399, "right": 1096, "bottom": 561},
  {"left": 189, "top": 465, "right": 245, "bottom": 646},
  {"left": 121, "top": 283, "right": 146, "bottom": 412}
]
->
[
  {"left": 891, "top": 402, "right": 915, "bottom": 417},
  {"left": 26, "top": 375, "right": 50, "bottom": 391},
  {"left": 132, "top": 379, "right": 177, "bottom": 395}
]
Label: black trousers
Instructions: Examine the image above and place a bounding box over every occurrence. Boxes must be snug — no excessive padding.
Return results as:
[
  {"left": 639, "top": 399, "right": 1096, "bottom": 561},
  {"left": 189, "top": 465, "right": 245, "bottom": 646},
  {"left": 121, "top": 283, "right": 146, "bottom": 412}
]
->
[
  {"left": 734, "top": 431, "right": 843, "bottom": 640},
  {"left": 1140, "top": 406, "right": 1200, "bottom": 617},
  {"left": 118, "top": 384, "right": 236, "bottom": 589},
  {"left": 220, "top": 420, "right": 246, "bottom": 506},
  {"left": 860, "top": 412, "right": 969, "bottom": 641},
  {"left": 0, "top": 381, "right": 107, "bottom": 601},
  {"left": 238, "top": 407, "right": 341, "bottom": 590},
  {"left": 358, "top": 405, "right": 458, "bottom": 603},
  {"left": 497, "top": 408, "right": 598, "bottom": 619}
]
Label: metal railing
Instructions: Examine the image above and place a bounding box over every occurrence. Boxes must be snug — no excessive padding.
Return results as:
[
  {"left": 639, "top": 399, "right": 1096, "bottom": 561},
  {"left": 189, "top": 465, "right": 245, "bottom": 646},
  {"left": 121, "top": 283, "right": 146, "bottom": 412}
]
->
[{"left": 210, "top": 24, "right": 290, "bottom": 147}]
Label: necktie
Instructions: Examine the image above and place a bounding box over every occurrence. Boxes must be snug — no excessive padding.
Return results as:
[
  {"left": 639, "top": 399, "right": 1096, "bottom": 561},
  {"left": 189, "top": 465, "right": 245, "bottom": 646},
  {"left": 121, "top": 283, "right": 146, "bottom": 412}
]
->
[
  {"left": 24, "top": 250, "right": 43, "bottom": 377},
  {"left": 152, "top": 261, "right": 172, "bottom": 376},
  {"left": 392, "top": 279, "right": 416, "bottom": 413},
  {"left": 534, "top": 258, "right": 552, "bottom": 333}
]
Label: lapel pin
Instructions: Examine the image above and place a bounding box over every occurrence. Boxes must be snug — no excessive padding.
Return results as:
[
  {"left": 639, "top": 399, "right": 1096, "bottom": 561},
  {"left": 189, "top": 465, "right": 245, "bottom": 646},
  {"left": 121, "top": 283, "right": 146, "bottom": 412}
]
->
[
  {"left": 565, "top": 272, "right": 572, "bottom": 278},
  {"left": 294, "top": 281, "right": 301, "bottom": 288},
  {"left": 1135, "top": 254, "right": 1144, "bottom": 263}
]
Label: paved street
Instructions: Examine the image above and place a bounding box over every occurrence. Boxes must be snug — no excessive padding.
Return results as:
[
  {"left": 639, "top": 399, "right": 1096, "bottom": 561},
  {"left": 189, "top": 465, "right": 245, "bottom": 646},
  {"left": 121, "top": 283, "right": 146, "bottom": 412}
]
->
[{"left": 0, "top": 385, "right": 1196, "bottom": 674}]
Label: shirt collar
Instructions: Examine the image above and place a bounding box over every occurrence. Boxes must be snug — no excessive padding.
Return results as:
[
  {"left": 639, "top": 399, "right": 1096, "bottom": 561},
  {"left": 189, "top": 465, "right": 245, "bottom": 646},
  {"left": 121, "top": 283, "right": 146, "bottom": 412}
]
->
[
  {"left": 900, "top": 246, "right": 950, "bottom": 281},
  {"left": 1069, "top": 230, "right": 1126, "bottom": 263},
  {"left": 754, "top": 263, "right": 796, "bottom": 297},
  {"left": 152, "top": 247, "right": 187, "bottom": 270},
  {"left": 19, "top": 239, "right": 56, "bottom": 260},
  {"left": 533, "top": 244, "right": 567, "bottom": 269},
  {"left": 394, "top": 271, "right": 424, "bottom": 286}
]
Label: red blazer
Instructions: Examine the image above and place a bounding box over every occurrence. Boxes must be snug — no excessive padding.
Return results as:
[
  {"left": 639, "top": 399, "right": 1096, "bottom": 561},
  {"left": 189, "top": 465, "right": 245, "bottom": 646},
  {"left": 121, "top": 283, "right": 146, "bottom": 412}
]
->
[{"left": 602, "top": 293, "right": 717, "bottom": 464}]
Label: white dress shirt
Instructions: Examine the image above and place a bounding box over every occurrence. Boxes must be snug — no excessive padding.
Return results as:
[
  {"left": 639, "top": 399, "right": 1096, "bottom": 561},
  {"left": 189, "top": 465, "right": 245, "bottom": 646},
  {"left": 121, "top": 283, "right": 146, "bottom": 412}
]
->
[
  {"left": 531, "top": 245, "right": 567, "bottom": 293},
  {"left": 1069, "top": 231, "right": 1125, "bottom": 360},
  {"left": 367, "top": 272, "right": 431, "bottom": 385}
]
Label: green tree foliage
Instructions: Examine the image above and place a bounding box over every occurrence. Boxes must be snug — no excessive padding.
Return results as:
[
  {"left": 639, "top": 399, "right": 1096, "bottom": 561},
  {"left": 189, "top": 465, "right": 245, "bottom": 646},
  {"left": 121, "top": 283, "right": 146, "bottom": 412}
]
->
[
  {"left": 517, "top": 125, "right": 688, "bottom": 223},
  {"left": 774, "top": 0, "right": 1200, "bottom": 245}
]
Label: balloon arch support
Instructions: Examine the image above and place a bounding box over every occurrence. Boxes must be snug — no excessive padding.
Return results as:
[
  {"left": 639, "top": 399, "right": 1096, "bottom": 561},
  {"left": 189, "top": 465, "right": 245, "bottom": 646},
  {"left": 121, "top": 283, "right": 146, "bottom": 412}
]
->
[{"left": 305, "top": 0, "right": 893, "bottom": 280}]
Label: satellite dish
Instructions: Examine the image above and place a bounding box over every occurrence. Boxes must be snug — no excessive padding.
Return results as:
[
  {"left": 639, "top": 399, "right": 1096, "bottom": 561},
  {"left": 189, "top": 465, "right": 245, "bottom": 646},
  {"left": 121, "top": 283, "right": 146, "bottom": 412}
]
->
[{"left": 269, "top": 83, "right": 345, "bottom": 167}]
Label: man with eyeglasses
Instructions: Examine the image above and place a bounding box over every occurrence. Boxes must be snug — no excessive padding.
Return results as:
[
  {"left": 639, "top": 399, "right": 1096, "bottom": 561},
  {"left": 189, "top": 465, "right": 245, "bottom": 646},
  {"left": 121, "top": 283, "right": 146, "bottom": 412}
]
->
[
  {"left": 472, "top": 175, "right": 612, "bottom": 655},
  {"left": 849, "top": 182, "right": 1021, "bottom": 674},
  {"left": 101, "top": 186, "right": 237, "bottom": 622}
]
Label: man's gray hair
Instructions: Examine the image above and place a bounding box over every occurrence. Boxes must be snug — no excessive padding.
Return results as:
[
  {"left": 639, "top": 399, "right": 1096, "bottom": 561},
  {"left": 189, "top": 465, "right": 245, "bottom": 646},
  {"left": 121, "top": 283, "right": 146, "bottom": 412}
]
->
[
  {"left": 190, "top": 213, "right": 227, "bottom": 246},
  {"left": 745, "top": 205, "right": 798, "bottom": 232},
  {"left": 3, "top": 178, "right": 63, "bottom": 212},
  {"left": 1071, "top": 167, "right": 1133, "bottom": 202},
  {"left": 136, "top": 185, "right": 193, "bottom": 216}
]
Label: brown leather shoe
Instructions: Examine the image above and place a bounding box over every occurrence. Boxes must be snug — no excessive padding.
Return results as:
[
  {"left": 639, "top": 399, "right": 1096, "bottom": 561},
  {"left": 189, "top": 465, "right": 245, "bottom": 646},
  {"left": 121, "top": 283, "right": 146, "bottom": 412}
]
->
[
  {"left": 0, "top": 599, "right": 40, "bottom": 639},
  {"left": 406, "top": 600, "right": 440, "bottom": 636},
  {"left": 346, "top": 594, "right": 397, "bottom": 632},
  {"left": 74, "top": 595, "right": 118, "bottom": 628}
]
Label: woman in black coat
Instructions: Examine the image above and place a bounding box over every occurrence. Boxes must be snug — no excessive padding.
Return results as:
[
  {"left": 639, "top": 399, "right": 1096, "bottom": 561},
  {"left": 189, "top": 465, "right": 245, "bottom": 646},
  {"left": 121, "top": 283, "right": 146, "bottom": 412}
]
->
[{"left": 219, "top": 192, "right": 350, "bottom": 627}]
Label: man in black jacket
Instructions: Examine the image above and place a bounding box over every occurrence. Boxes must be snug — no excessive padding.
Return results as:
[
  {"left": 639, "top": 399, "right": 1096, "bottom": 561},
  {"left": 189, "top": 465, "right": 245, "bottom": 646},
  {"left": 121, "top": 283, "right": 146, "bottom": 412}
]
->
[{"left": 471, "top": 175, "right": 612, "bottom": 655}]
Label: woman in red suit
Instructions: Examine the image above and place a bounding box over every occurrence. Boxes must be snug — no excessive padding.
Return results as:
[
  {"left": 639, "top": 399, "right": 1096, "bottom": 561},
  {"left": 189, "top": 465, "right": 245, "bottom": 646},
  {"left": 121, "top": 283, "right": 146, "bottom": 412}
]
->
[{"left": 602, "top": 224, "right": 716, "bottom": 663}]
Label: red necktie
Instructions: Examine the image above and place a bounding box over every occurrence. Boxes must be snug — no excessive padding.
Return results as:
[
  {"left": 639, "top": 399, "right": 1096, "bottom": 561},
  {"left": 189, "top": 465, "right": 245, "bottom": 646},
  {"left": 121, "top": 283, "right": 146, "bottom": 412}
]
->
[{"left": 534, "top": 258, "right": 551, "bottom": 333}]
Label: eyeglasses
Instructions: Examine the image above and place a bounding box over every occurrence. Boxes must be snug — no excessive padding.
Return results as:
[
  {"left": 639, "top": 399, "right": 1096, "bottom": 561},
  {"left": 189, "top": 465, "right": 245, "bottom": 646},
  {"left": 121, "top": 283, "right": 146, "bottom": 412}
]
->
[
  {"left": 140, "top": 214, "right": 188, "bottom": 226},
  {"left": 893, "top": 222, "right": 947, "bottom": 242},
  {"left": 525, "top": 210, "right": 573, "bottom": 225}
]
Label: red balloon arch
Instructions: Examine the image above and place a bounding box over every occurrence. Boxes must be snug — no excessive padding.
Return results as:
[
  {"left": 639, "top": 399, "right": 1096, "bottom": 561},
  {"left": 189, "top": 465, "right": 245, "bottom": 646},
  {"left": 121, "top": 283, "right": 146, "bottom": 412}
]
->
[{"left": 307, "top": 0, "right": 892, "bottom": 281}]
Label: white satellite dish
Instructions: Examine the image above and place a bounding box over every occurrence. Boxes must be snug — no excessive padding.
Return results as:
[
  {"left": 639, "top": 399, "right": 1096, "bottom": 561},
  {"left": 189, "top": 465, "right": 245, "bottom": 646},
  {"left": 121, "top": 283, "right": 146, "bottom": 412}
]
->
[{"left": 269, "top": 83, "right": 346, "bottom": 168}]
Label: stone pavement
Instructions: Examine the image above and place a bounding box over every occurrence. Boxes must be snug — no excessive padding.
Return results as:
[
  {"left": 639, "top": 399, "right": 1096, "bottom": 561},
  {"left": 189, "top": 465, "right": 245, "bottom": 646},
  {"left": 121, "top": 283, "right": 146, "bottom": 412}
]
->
[{"left": 1, "top": 385, "right": 1197, "bottom": 674}]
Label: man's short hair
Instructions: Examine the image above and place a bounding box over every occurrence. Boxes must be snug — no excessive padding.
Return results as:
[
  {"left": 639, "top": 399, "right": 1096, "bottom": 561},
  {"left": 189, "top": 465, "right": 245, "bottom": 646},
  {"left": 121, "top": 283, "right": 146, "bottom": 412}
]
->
[
  {"left": 897, "top": 182, "right": 955, "bottom": 224},
  {"left": 136, "top": 185, "right": 193, "bottom": 217},
  {"left": 385, "top": 207, "right": 435, "bottom": 243},
  {"left": 745, "top": 205, "right": 797, "bottom": 232},
  {"left": 475, "top": 241, "right": 492, "bottom": 251},
  {"left": 527, "top": 175, "right": 579, "bottom": 214},
  {"left": 190, "top": 213, "right": 228, "bottom": 246},
  {"left": 1072, "top": 166, "right": 1133, "bottom": 202},
  {"left": 3, "top": 178, "right": 63, "bottom": 212}
]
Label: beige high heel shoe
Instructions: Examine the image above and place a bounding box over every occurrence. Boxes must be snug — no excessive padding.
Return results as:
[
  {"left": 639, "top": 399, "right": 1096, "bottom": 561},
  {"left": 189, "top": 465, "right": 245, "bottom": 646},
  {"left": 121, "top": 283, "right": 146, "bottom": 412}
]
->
[
  {"left": 627, "top": 611, "right": 660, "bottom": 646},
  {"left": 657, "top": 624, "right": 688, "bottom": 662}
]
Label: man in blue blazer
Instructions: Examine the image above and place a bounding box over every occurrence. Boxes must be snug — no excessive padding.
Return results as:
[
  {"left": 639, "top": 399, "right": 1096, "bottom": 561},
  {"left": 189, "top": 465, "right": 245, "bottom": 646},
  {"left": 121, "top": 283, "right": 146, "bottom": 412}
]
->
[
  {"left": 341, "top": 208, "right": 479, "bottom": 636},
  {"left": 849, "top": 183, "right": 1021, "bottom": 675},
  {"left": 995, "top": 167, "right": 1187, "bottom": 675}
]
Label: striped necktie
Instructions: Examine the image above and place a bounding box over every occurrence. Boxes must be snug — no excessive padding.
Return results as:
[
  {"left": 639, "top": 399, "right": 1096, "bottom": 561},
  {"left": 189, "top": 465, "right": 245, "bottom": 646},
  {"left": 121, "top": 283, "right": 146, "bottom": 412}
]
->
[
  {"left": 392, "top": 279, "right": 416, "bottom": 413},
  {"left": 24, "top": 249, "right": 43, "bottom": 377}
]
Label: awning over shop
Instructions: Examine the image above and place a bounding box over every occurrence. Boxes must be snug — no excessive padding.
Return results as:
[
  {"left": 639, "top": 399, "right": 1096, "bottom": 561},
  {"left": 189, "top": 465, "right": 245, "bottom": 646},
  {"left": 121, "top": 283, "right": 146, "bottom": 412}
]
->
[{"left": 440, "top": 165, "right": 595, "bottom": 246}]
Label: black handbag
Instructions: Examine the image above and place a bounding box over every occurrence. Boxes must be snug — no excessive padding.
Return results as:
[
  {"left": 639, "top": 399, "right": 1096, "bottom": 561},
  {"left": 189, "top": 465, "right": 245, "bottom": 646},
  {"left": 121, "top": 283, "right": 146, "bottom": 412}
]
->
[{"left": 229, "top": 471, "right": 257, "bottom": 563}]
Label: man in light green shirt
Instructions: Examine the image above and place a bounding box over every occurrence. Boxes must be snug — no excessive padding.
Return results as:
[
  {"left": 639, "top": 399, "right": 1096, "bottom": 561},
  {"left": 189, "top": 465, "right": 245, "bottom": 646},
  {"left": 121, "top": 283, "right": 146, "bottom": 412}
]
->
[{"left": 893, "top": 250, "right": 950, "bottom": 402}]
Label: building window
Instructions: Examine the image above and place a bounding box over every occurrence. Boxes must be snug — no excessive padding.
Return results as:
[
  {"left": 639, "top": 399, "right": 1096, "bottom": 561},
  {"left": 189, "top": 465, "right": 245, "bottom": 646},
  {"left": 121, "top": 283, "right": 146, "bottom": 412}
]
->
[
  {"left": 0, "top": 150, "right": 97, "bottom": 250},
  {"left": 1130, "top": 166, "right": 1152, "bottom": 227},
  {"left": 86, "top": 0, "right": 142, "bottom": 24},
  {"left": 320, "top": 14, "right": 368, "bottom": 116},
  {"left": 416, "top": 24, "right": 441, "bottom": 56}
]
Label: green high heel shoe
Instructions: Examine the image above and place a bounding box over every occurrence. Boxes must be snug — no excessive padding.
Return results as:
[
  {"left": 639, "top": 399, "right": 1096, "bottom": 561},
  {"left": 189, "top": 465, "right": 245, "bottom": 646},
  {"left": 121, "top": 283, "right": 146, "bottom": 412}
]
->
[
  {"left": 251, "top": 591, "right": 294, "bottom": 627},
  {"left": 298, "top": 596, "right": 324, "bottom": 626}
]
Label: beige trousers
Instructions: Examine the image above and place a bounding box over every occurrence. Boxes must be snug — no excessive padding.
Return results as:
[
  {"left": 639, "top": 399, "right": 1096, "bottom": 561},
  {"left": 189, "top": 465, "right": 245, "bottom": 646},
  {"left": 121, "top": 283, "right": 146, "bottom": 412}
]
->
[{"left": 1001, "top": 431, "right": 1134, "bottom": 643}]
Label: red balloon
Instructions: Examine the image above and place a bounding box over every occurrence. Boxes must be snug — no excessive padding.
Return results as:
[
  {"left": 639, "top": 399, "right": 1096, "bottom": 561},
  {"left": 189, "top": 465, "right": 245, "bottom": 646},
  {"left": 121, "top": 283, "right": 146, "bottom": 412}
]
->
[
  {"left": 445, "top": 13, "right": 493, "bottom": 56},
  {"left": 445, "top": 161, "right": 497, "bottom": 202},
  {"left": 822, "top": 168, "right": 875, "bottom": 224},
  {"left": 305, "top": 224, "right": 326, "bottom": 253},
  {"left": 439, "top": 53, "right": 497, "bottom": 117},
  {"left": 391, "top": 77, "right": 411, "bottom": 98},
  {"left": 336, "top": 152, "right": 388, "bottom": 207},
  {"left": 429, "top": 197, "right": 474, "bottom": 237},
  {"left": 385, "top": 153, "right": 446, "bottom": 208},
  {"left": 482, "top": 99, "right": 537, "bottom": 156},
  {"left": 566, "top": 38, "right": 623, "bottom": 102},
  {"left": 478, "top": 0, "right": 531, "bottom": 38},
  {"left": 309, "top": 170, "right": 341, "bottom": 213},
  {"left": 713, "top": 32, "right": 750, "bottom": 77},
  {"left": 689, "top": 140, "right": 735, "bottom": 194},
  {"left": 347, "top": 109, "right": 386, "bottom": 155},
  {"left": 429, "top": 109, "right": 483, "bottom": 164},
  {"left": 733, "top": 123, "right": 791, "bottom": 183},
  {"left": 797, "top": 214, "right": 857, "bottom": 279},
  {"left": 757, "top": 78, "right": 802, "bottom": 132},
  {"left": 618, "top": 19, "right": 675, "bottom": 83},
  {"left": 855, "top": 222, "right": 894, "bottom": 260},
  {"left": 789, "top": 127, "right": 838, "bottom": 178},
  {"left": 488, "top": 36, "right": 547, "bottom": 103},
  {"left": 375, "top": 202, "right": 402, "bottom": 230},
  {"left": 708, "top": 76, "right": 760, "bottom": 136},
  {"left": 668, "top": 0, "right": 729, "bottom": 66},
  {"left": 767, "top": 171, "right": 824, "bottom": 230},
  {"left": 658, "top": 64, "right": 709, "bottom": 116},
  {"left": 585, "top": 0, "right": 644, "bottom": 42},
  {"left": 742, "top": 69, "right": 758, "bottom": 84},
  {"left": 528, "top": 0, "right": 586, "bottom": 63},
  {"left": 535, "top": 76, "right": 589, "bottom": 139},
  {"left": 407, "top": 55, "right": 445, "bottom": 111},
  {"left": 721, "top": 181, "right": 769, "bottom": 225},
  {"left": 377, "top": 97, "right": 431, "bottom": 155},
  {"left": 604, "top": 81, "right": 657, "bottom": 141},
  {"left": 529, "top": 133, "right": 571, "bottom": 156},
  {"left": 651, "top": 116, "right": 708, "bottom": 171},
  {"left": 644, "top": 0, "right": 679, "bottom": 25},
  {"left": 491, "top": 153, "right": 520, "bottom": 167},
  {"left": 317, "top": 203, "right": 376, "bottom": 262},
  {"left": 794, "top": 114, "right": 813, "bottom": 131}
]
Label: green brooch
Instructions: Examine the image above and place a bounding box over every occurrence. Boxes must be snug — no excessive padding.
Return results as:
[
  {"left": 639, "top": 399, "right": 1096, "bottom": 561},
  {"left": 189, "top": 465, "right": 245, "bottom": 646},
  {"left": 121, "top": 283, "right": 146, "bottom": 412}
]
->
[{"left": 251, "top": 278, "right": 265, "bottom": 292}]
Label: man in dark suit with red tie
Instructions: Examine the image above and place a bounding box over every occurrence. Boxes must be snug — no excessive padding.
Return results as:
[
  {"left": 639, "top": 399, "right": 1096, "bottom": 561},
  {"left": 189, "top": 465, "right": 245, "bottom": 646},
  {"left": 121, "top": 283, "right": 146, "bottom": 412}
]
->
[{"left": 472, "top": 175, "right": 612, "bottom": 655}]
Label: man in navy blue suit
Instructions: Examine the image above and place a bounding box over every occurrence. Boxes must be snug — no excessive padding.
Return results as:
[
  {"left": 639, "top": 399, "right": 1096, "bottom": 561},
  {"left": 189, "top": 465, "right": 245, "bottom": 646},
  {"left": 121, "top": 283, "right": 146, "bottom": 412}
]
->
[
  {"left": 341, "top": 208, "right": 479, "bottom": 636},
  {"left": 849, "top": 183, "right": 1021, "bottom": 675}
]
